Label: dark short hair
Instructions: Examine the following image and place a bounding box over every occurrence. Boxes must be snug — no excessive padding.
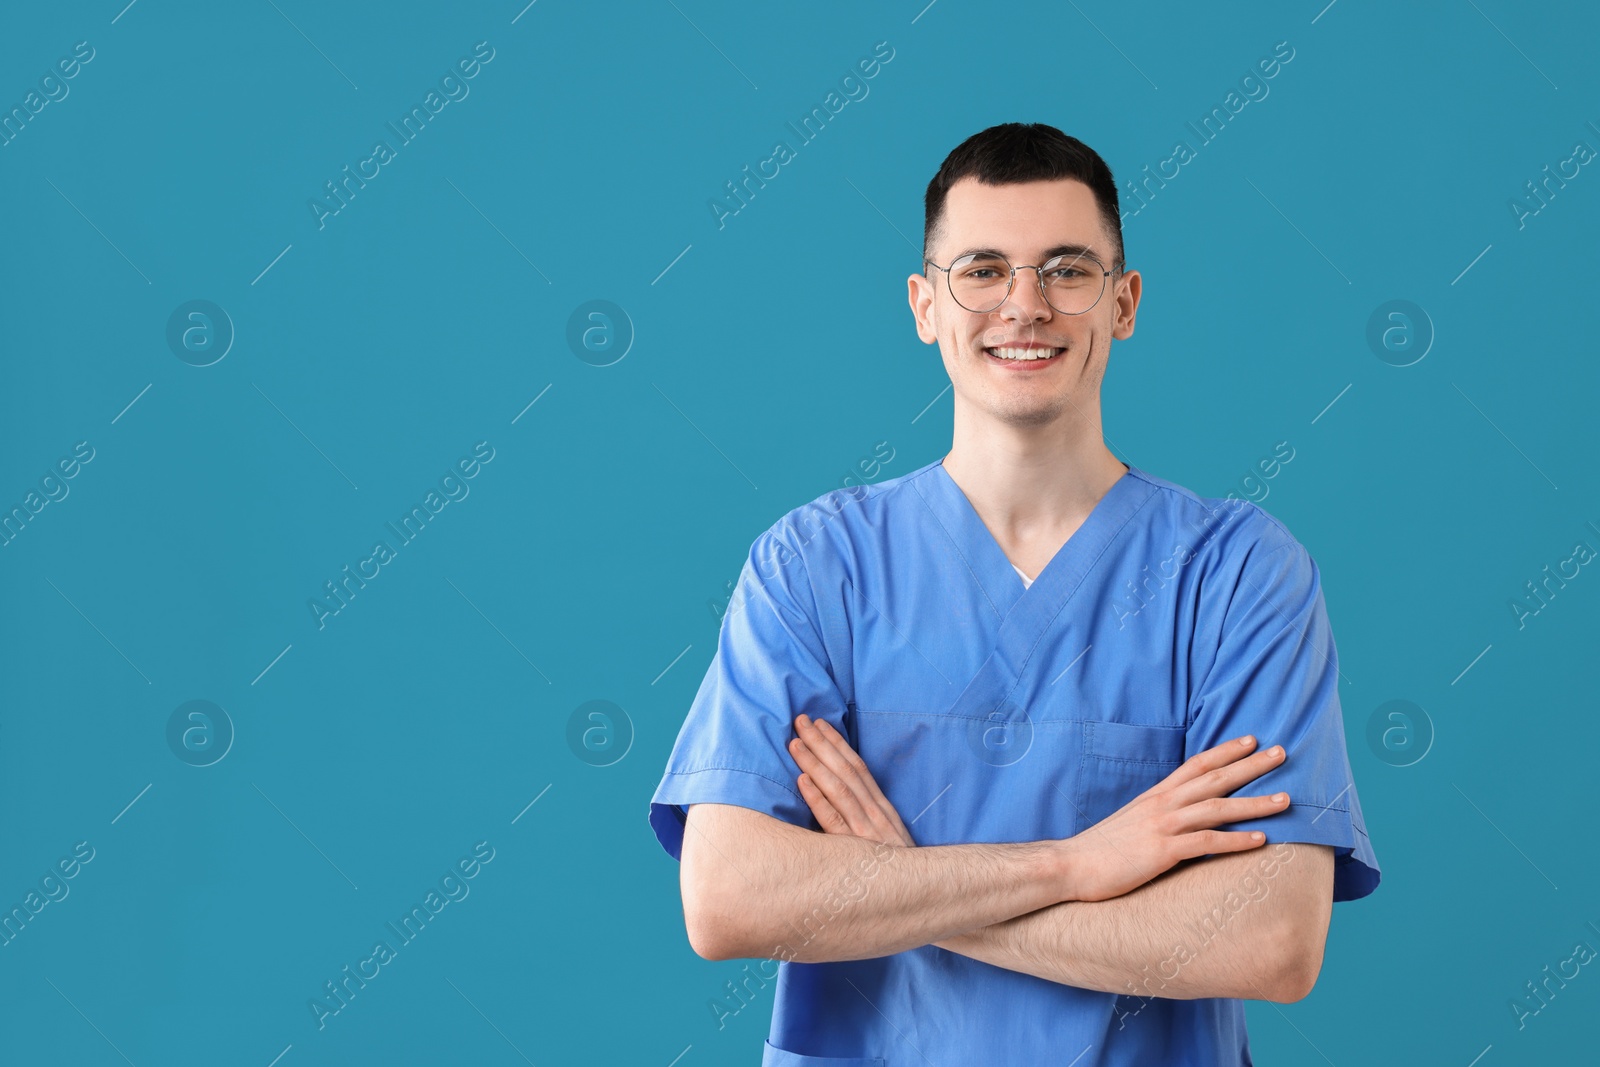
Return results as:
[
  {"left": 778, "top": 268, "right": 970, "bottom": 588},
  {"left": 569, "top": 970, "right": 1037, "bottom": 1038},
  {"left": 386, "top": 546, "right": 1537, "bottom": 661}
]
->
[{"left": 923, "top": 123, "right": 1124, "bottom": 273}]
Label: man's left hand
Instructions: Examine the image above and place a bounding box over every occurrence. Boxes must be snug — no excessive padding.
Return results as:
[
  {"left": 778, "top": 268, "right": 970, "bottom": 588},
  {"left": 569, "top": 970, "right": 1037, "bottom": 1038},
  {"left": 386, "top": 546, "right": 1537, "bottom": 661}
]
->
[{"left": 788, "top": 713, "right": 916, "bottom": 848}]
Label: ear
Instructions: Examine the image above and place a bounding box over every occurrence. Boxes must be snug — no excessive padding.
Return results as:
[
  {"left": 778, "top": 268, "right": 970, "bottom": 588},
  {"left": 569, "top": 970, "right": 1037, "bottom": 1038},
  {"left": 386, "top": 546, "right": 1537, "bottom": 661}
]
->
[
  {"left": 908, "top": 272, "right": 938, "bottom": 345},
  {"left": 1110, "top": 269, "right": 1141, "bottom": 340}
]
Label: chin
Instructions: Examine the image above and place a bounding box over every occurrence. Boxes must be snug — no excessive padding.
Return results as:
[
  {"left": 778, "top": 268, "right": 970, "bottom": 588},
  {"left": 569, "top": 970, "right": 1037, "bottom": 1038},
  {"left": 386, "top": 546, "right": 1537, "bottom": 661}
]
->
[{"left": 989, "top": 399, "right": 1067, "bottom": 427}]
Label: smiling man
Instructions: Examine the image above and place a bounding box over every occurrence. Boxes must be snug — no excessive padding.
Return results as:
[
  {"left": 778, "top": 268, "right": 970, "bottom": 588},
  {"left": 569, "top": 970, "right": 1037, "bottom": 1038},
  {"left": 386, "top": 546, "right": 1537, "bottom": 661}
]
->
[{"left": 648, "top": 123, "right": 1379, "bottom": 1066}]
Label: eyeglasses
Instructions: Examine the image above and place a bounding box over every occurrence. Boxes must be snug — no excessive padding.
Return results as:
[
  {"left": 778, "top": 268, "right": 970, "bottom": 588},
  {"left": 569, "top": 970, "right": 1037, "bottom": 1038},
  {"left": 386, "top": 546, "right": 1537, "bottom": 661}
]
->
[{"left": 923, "top": 251, "right": 1122, "bottom": 316}]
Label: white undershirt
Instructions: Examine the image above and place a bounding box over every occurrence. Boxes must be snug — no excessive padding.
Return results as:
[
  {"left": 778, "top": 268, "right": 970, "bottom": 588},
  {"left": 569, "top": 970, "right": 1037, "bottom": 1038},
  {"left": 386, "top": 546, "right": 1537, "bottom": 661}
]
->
[{"left": 1013, "top": 563, "right": 1034, "bottom": 588}]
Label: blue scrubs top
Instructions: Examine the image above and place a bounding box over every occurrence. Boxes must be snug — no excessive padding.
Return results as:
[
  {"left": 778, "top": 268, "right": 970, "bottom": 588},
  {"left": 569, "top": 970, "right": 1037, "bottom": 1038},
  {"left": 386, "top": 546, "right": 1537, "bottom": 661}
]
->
[{"left": 649, "top": 458, "right": 1380, "bottom": 1066}]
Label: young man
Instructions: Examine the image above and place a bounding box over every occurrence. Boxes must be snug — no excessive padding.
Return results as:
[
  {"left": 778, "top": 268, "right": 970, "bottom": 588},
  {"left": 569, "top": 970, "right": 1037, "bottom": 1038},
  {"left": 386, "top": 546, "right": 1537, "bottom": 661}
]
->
[{"left": 648, "top": 123, "right": 1379, "bottom": 1065}]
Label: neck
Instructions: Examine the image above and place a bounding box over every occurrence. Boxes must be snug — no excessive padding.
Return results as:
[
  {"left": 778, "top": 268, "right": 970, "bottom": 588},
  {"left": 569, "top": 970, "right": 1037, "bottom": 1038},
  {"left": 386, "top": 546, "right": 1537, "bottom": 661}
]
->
[{"left": 942, "top": 404, "right": 1127, "bottom": 540}]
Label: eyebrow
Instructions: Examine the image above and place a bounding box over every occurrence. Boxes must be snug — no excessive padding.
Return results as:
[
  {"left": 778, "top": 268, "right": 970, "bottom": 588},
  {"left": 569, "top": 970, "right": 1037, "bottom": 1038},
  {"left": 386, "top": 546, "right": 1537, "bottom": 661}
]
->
[{"left": 952, "top": 243, "right": 1106, "bottom": 264}]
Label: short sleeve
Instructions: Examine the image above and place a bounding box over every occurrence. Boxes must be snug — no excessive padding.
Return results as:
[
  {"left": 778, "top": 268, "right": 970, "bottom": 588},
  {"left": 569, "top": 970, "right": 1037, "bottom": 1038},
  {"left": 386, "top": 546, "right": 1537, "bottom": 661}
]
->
[
  {"left": 1186, "top": 539, "right": 1380, "bottom": 902},
  {"left": 647, "top": 530, "right": 846, "bottom": 861}
]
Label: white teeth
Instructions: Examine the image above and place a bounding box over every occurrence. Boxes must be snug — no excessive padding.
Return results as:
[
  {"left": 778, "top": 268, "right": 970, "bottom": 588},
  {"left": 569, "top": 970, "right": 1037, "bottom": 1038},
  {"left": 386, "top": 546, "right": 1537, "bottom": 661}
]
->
[{"left": 987, "top": 346, "right": 1061, "bottom": 361}]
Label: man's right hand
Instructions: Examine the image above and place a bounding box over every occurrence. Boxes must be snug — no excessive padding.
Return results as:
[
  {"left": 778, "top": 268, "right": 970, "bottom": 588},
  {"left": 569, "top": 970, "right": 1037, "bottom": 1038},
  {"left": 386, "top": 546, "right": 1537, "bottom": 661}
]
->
[{"left": 1060, "top": 735, "right": 1290, "bottom": 903}]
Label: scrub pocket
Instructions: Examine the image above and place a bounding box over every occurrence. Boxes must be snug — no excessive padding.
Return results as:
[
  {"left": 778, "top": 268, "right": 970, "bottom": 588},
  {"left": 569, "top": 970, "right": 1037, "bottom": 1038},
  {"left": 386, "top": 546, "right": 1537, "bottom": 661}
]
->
[
  {"left": 850, "top": 707, "right": 1086, "bottom": 846},
  {"left": 1073, "top": 719, "right": 1187, "bottom": 836},
  {"left": 761, "top": 1039, "right": 886, "bottom": 1065}
]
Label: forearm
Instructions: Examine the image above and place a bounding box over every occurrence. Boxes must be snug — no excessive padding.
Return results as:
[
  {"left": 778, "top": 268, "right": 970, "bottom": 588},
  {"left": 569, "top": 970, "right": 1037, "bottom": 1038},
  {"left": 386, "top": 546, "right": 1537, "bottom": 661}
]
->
[
  {"left": 934, "top": 842, "right": 1318, "bottom": 1001},
  {"left": 683, "top": 803, "right": 1066, "bottom": 963}
]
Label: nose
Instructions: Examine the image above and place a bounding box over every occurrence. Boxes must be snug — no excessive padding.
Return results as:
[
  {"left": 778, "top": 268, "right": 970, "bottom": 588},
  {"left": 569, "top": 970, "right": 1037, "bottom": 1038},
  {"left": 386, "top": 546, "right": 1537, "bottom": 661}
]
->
[{"left": 994, "top": 266, "right": 1053, "bottom": 322}]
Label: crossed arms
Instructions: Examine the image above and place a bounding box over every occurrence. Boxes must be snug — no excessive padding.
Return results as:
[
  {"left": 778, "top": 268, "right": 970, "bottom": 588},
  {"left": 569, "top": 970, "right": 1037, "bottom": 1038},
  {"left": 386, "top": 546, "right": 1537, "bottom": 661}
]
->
[{"left": 679, "top": 716, "right": 1334, "bottom": 1003}]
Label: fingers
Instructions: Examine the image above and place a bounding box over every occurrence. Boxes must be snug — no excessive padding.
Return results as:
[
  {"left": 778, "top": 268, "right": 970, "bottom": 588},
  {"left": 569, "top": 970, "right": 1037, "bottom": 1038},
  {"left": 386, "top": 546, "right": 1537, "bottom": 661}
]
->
[
  {"left": 791, "top": 715, "right": 915, "bottom": 847},
  {"left": 791, "top": 716, "right": 862, "bottom": 799},
  {"left": 788, "top": 727, "right": 876, "bottom": 835},
  {"left": 794, "top": 715, "right": 884, "bottom": 821},
  {"left": 796, "top": 715, "right": 866, "bottom": 786},
  {"left": 1168, "top": 743, "right": 1287, "bottom": 807},
  {"left": 796, "top": 772, "right": 849, "bottom": 834},
  {"left": 1161, "top": 734, "right": 1261, "bottom": 790},
  {"left": 809, "top": 718, "right": 915, "bottom": 841},
  {"left": 1175, "top": 828, "right": 1271, "bottom": 859},
  {"left": 1168, "top": 791, "right": 1290, "bottom": 834}
]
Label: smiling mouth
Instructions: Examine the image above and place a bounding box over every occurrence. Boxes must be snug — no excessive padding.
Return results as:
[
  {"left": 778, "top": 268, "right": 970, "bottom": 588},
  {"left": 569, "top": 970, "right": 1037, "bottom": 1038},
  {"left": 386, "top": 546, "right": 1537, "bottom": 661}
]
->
[{"left": 984, "top": 346, "right": 1064, "bottom": 362}]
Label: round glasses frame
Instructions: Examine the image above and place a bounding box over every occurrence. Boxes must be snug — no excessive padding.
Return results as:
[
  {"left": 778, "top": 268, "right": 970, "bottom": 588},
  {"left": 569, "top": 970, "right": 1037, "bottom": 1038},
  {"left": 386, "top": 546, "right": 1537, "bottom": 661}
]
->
[{"left": 923, "top": 252, "right": 1125, "bottom": 316}]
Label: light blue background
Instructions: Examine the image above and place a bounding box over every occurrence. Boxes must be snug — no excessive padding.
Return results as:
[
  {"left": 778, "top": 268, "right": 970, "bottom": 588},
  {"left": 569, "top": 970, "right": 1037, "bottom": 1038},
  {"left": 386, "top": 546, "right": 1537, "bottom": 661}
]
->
[{"left": 2, "top": 1, "right": 1596, "bottom": 1063}]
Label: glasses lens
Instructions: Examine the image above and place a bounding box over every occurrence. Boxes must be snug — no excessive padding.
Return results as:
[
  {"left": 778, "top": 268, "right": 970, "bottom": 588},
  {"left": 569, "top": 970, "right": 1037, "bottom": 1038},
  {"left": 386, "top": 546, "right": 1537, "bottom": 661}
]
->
[
  {"left": 945, "top": 253, "right": 1111, "bottom": 315},
  {"left": 947, "top": 253, "right": 1011, "bottom": 313},
  {"left": 1040, "top": 254, "right": 1108, "bottom": 315}
]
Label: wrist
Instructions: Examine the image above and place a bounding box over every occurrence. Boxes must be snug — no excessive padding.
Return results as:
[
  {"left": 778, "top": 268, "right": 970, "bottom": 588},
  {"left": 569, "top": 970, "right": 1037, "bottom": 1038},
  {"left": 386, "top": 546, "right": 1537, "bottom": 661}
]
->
[{"left": 1046, "top": 837, "right": 1079, "bottom": 904}]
